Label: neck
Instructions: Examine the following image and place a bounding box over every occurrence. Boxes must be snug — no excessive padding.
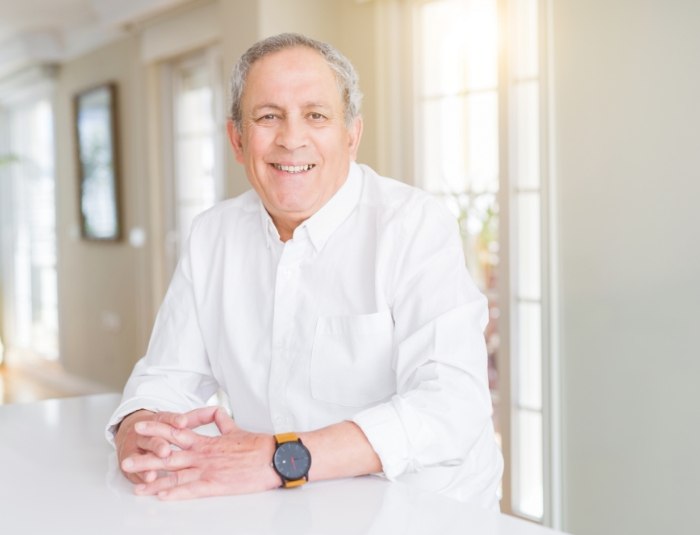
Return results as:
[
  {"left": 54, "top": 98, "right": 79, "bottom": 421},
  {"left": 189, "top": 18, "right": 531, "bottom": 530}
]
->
[{"left": 272, "top": 216, "right": 302, "bottom": 242}]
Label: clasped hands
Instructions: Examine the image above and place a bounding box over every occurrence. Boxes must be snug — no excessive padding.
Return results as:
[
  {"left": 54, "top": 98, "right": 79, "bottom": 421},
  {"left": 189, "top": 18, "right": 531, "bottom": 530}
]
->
[{"left": 115, "top": 406, "right": 280, "bottom": 500}]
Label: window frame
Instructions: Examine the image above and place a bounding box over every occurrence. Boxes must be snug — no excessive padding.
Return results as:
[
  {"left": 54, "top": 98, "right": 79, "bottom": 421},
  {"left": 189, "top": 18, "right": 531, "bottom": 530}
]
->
[
  {"left": 158, "top": 45, "right": 226, "bottom": 283},
  {"left": 376, "top": 0, "right": 560, "bottom": 526}
]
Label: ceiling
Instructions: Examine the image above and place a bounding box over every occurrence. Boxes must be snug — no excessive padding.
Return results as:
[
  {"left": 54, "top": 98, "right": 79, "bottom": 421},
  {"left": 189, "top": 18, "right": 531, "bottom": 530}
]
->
[{"left": 0, "top": 0, "right": 190, "bottom": 78}]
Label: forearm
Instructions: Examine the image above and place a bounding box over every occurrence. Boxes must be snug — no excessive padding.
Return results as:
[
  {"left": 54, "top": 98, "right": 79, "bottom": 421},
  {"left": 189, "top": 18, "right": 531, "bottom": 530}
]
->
[
  {"left": 353, "top": 360, "right": 493, "bottom": 480},
  {"left": 298, "top": 420, "right": 382, "bottom": 482}
]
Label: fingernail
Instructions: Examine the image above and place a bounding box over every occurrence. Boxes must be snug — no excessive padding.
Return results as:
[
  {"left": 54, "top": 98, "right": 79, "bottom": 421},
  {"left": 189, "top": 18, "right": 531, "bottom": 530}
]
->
[
  {"left": 135, "top": 422, "right": 146, "bottom": 432},
  {"left": 122, "top": 458, "right": 133, "bottom": 470}
]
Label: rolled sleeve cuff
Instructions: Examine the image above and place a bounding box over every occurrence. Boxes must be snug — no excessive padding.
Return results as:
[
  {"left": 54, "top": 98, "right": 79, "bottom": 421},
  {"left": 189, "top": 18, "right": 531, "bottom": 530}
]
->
[{"left": 351, "top": 401, "right": 412, "bottom": 480}]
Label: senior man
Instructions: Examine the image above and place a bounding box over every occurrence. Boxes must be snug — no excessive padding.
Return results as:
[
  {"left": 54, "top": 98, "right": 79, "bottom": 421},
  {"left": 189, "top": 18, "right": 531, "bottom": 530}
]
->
[{"left": 107, "top": 33, "right": 503, "bottom": 510}]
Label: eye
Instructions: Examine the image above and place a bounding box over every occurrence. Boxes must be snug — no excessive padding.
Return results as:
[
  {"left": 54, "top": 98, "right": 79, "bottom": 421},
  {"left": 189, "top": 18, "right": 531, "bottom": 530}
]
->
[
  {"left": 256, "top": 113, "right": 279, "bottom": 123},
  {"left": 308, "top": 112, "right": 327, "bottom": 121}
]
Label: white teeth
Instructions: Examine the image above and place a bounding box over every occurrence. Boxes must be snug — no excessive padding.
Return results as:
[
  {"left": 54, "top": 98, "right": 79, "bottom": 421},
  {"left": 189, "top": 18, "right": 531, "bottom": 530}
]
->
[{"left": 274, "top": 164, "right": 314, "bottom": 173}]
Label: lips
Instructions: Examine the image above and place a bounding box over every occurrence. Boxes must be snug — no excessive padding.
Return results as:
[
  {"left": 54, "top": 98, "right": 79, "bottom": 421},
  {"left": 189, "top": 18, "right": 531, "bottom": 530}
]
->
[{"left": 272, "top": 163, "right": 316, "bottom": 173}]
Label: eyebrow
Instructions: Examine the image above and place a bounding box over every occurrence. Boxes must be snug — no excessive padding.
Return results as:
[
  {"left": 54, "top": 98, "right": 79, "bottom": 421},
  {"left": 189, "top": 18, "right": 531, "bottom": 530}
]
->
[
  {"left": 251, "top": 102, "right": 332, "bottom": 114},
  {"left": 251, "top": 104, "right": 283, "bottom": 115}
]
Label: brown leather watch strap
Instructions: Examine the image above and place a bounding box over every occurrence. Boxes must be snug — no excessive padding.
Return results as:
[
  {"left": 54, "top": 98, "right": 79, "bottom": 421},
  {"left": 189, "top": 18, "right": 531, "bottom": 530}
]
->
[{"left": 274, "top": 432, "right": 300, "bottom": 444}]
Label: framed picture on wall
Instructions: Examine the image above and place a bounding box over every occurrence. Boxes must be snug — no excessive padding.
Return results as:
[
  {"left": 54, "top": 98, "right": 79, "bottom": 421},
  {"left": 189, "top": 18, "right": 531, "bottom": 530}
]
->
[{"left": 74, "top": 82, "right": 121, "bottom": 241}]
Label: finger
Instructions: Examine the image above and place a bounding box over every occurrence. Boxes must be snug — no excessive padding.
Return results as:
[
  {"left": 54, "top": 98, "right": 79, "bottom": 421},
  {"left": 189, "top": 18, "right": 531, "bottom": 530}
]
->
[
  {"left": 134, "top": 468, "right": 200, "bottom": 496},
  {"left": 213, "top": 407, "right": 237, "bottom": 434},
  {"left": 134, "top": 421, "right": 199, "bottom": 450},
  {"left": 153, "top": 411, "right": 188, "bottom": 429},
  {"left": 121, "top": 450, "right": 193, "bottom": 474},
  {"left": 135, "top": 435, "right": 172, "bottom": 458},
  {"left": 123, "top": 470, "right": 146, "bottom": 485},
  {"left": 181, "top": 406, "right": 220, "bottom": 429},
  {"left": 121, "top": 465, "right": 157, "bottom": 484},
  {"left": 142, "top": 470, "right": 158, "bottom": 483},
  {"left": 157, "top": 479, "right": 226, "bottom": 501}
]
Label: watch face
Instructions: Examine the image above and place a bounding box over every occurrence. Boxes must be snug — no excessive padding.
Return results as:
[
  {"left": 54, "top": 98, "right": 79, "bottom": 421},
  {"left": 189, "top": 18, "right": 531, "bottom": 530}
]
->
[{"left": 273, "top": 440, "right": 311, "bottom": 480}]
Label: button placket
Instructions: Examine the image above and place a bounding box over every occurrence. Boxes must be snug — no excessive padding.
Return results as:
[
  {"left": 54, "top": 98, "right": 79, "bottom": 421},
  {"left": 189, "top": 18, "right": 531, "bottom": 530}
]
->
[{"left": 268, "top": 239, "right": 307, "bottom": 431}]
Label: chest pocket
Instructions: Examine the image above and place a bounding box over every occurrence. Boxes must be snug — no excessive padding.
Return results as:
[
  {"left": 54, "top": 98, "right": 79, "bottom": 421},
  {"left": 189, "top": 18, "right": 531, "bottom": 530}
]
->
[{"left": 310, "top": 310, "right": 396, "bottom": 408}]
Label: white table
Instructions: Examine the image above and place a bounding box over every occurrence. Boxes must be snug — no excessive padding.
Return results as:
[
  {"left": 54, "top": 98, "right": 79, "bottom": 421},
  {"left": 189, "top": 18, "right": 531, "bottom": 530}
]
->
[{"left": 0, "top": 394, "right": 567, "bottom": 534}]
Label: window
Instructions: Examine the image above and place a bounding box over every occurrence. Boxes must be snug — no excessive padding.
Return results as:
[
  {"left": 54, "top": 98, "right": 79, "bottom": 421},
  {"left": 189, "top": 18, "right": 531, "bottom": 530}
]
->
[
  {"left": 506, "top": 0, "right": 551, "bottom": 521},
  {"left": 161, "top": 47, "right": 225, "bottom": 276},
  {"left": 0, "top": 98, "right": 58, "bottom": 363},
  {"left": 407, "top": 0, "right": 556, "bottom": 525}
]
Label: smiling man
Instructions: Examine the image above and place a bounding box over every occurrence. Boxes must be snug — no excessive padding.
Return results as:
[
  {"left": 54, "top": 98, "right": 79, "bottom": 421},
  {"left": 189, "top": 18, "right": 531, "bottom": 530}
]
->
[
  {"left": 107, "top": 33, "right": 503, "bottom": 510},
  {"left": 229, "top": 43, "right": 361, "bottom": 241}
]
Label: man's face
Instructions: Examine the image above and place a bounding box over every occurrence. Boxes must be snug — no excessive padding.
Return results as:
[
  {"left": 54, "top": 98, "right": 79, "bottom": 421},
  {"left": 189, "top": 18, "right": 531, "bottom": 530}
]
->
[{"left": 228, "top": 46, "right": 362, "bottom": 238}]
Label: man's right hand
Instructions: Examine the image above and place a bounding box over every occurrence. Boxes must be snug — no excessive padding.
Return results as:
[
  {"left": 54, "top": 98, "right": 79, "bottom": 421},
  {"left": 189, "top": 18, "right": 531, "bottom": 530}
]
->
[{"left": 114, "top": 410, "right": 188, "bottom": 484}]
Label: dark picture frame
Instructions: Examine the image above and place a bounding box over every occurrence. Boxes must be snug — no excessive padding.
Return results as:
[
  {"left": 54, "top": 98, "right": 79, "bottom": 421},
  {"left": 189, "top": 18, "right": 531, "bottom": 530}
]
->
[{"left": 74, "top": 82, "right": 121, "bottom": 241}]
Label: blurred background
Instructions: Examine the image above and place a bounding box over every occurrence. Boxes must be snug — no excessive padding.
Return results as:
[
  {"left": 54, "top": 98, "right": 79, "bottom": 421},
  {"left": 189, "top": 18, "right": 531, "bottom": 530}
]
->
[{"left": 0, "top": 1, "right": 698, "bottom": 534}]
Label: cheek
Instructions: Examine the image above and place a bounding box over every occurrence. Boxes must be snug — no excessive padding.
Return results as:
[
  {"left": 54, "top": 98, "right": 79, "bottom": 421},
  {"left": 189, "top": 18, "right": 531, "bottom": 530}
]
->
[{"left": 246, "top": 133, "right": 276, "bottom": 163}]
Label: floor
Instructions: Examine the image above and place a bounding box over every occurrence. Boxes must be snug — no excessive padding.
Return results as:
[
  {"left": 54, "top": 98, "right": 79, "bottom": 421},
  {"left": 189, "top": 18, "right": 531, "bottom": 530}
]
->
[{"left": 0, "top": 364, "right": 89, "bottom": 405}]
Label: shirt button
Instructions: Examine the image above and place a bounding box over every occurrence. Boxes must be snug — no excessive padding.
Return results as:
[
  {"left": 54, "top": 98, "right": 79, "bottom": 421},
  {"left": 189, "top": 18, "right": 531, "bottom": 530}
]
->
[{"left": 274, "top": 415, "right": 291, "bottom": 427}]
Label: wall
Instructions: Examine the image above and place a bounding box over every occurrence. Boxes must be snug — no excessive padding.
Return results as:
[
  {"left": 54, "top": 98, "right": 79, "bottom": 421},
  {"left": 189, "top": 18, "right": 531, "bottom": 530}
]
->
[
  {"left": 55, "top": 36, "right": 151, "bottom": 390},
  {"left": 552, "top": 1, "right": 700, "bottom": 534}
]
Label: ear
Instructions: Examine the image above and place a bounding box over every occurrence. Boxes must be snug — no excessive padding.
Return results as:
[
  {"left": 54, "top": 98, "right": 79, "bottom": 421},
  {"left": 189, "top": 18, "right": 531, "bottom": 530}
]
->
[
  {"left": 347, "top": 116, "right": 363, "bottom": 161},
  {"left": 226, "top": 120, "right": 245, "bottom": 164}
]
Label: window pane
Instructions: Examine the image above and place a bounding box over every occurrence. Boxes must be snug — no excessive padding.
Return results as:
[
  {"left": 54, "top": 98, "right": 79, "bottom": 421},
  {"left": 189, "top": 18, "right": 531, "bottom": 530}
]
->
[
  {"left": 177, "top": 86, "right": 214, "bottom": 135},
  {"left": 169, "top": 49, "right": 224, "bottom": 261},
  {"left": 514, "top": 409, "right": 544, "bottom": 518},
  {"left": 516, "top": 193, "right": 541, "bottom": 300},
  {"left": 176, "top": 137, "right": 216, "bottom": 204},
  {"left": 420, "top": 92, "right": 498, "bottom": 194},
  {"left": 420, "top": 0, "right": 498, "bottom": 96},
  {"left": 4, "top": 99, "right": 58, "bottom": 359},
  {"left": 513, "top": 81, "right": 540, "bottom": 189},
  {"left": 511, "top": 0, "right": 539, "bottom": 80},
  {"left": 467, "top": 92, "right": 499, "bottom": 193},
  {"left": 516, "top": 301, "right": 541, "bottom": 409},
  {"left": 421, "top": 96, "right": 464, "bottom": 192}
]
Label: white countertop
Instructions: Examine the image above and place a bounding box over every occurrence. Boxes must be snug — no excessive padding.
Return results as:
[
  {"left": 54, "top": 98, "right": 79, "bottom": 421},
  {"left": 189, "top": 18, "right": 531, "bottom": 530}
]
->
[{"left": 0, "top": 394, "right": 567, "bottom": 534}]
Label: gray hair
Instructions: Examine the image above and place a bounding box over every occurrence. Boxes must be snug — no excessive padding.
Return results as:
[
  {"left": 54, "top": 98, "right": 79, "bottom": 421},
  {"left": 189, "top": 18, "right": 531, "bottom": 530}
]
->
[{"left": 229, "top": 33, "right": 362, "bottom": 130}]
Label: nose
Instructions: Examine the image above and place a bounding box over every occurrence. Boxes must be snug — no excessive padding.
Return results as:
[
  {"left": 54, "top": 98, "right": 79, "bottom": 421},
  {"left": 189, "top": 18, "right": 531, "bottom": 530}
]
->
[{"left": 275, "top": 116, "right": 308, "bottom": 151}]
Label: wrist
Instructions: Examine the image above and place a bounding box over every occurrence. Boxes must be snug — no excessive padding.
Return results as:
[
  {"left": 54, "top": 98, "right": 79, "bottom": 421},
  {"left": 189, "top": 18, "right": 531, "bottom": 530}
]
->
[
  {"left": 115, "top": 409, "right": 153, "bottom": 445},
  {"left": 260, "top": 434, "right": 283, "bottom": 490},
  {"left": 271, "top": 432, "right": 312, "bottom": 488}
]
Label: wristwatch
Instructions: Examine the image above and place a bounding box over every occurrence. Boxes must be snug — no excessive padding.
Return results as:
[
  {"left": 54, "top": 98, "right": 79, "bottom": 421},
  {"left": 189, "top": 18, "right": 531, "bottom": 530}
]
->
[{"left": 272, "top": 432, "right": 311, "bottom": 488}]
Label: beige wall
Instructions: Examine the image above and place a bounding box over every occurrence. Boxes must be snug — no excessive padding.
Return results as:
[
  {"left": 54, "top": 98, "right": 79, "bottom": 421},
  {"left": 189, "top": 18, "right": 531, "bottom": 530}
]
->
[
  {"left": 551, "top": 1, "right": 700, "bottom": 534},
  {"left": 55, "top": 36, "right": 151, "bottom": 389}
]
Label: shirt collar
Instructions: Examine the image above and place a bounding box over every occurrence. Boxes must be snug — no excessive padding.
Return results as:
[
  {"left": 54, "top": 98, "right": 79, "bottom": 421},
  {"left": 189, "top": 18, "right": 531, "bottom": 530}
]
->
[
  {"left": 257, "top": 162, "right": 363, "bottom": 251},
  {"left": 297, "top": 161, "right": 362, "bottom": 252},
  {"left": 259, "top": 201, "right": 280, "bottom": 249}
]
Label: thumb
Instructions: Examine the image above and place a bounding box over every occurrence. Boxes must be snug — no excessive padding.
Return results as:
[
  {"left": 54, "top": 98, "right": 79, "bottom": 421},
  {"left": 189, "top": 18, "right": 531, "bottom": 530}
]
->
[{"left": 214, "top": 407, "right": 237, "bottom": 435}]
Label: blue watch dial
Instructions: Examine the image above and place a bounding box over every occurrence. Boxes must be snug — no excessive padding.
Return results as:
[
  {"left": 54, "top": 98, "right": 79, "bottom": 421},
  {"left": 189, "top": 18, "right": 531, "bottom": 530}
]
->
[{"left": 273, "top": 440, "right": 311, "bottom": 480}]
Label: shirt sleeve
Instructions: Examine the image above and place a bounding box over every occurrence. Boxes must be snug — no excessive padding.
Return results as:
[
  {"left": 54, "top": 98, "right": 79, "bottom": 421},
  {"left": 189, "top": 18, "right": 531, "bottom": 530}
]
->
[
  {"left": 351, "top": 196, "right": 496, "bottom": 480},
  {"left": 104, "top": 231, "right": 219, "bottom": 446}
]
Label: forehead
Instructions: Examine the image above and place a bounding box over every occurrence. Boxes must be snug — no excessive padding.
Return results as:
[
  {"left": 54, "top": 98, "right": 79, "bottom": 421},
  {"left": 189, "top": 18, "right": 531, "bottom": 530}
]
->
[{"left": 243, "top": 46, "right": 342, "bottom": 106}]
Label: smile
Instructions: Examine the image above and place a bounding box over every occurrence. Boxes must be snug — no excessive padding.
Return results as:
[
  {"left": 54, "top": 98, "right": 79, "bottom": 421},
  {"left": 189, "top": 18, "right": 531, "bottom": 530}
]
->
[{"left": 272, "top": 164, "right": 316, "bottom": 173}]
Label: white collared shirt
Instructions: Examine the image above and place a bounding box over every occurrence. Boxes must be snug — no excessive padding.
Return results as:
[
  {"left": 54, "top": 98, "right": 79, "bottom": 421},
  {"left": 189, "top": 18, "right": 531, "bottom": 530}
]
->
[{"left": 107, "top": 162, "right": 503, "bottom": 509}]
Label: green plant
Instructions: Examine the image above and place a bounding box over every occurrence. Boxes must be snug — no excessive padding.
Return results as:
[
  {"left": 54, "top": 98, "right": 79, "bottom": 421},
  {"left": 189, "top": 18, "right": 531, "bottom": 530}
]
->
[{"left": 0, "top": 154, "right": 18, "bottom": 166}]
